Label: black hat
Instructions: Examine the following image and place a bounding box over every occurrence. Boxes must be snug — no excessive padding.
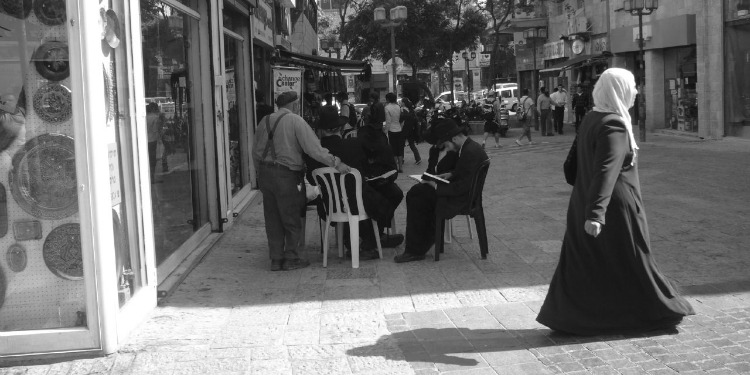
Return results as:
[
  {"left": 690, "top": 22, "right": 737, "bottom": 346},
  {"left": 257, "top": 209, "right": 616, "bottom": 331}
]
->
[
  {"left": 433, "top": 119, "right": 464, "bottom": 144},
  {"left": 315, "top": 105, "right": 347, "bottom": 129}
]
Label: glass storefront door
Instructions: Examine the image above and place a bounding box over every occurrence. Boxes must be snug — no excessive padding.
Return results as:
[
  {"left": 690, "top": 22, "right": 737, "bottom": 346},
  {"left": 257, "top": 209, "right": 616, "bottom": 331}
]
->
[
  {"left": 0, "top": 0, "right": 100, "bottom": 354},
  {"left": 139, "top": 0, "right": 208, "bottom": 266}
]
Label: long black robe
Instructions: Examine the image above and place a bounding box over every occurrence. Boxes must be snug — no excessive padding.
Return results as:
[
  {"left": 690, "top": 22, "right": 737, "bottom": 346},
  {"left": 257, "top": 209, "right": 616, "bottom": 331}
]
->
[{"left": 537, "top": 112, "right": 694, "bottom": 335}]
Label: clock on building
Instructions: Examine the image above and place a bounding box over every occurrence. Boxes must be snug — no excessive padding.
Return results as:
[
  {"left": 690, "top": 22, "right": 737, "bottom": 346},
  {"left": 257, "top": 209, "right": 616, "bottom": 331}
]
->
[{"left": 572, "top": 39, "right": 585, "bottom": 55}]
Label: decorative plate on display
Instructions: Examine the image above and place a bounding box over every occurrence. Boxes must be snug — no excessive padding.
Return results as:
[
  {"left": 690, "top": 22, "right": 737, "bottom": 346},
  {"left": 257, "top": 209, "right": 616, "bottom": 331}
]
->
[
  {"left": 32, "top": 41, "right": 69, "bottom": 81},
  {"left": 0, "top": 0, "right": 33, "bottom": 19},
  {"left": 43, "top": 223, "right": 82, "bottom": 280},
  {"left": 0, "top": 183, "right": 7, "bottom": 238},
  {"left": 32, "top": 0, "right": 65, "bottom": 26},
  {"left": 9, "top": 134, "right": 78, "bottom": 219},
  {"left": 7, "top": 244, "right": 27, "bottom": 272},
  {"left": 33, "top": 83, "right": 72, "bottom": 123},
  {"left": 12, "top": 220, "right": 42, "bottom": 241}
]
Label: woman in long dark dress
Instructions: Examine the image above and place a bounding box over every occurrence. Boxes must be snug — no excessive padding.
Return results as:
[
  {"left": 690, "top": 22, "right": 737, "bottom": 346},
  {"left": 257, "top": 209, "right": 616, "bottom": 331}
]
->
[{"left": 537, "top": 68, "right": 694, "bottom": 335}]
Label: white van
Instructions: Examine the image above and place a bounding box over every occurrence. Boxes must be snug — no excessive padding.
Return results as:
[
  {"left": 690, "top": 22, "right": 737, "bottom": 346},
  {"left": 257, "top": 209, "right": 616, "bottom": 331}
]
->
[
  {"left": 434, "top": 91, "right": 468, "bottom": 110},
  {"left": 493, "top": 85, "right": 519, "bottom": 112}
]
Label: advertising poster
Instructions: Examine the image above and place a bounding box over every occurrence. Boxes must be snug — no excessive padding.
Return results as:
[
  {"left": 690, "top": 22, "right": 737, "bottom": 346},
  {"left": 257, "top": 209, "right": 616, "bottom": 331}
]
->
[{"left": 272, "top": 67, "right": 304, "bottom": 115}]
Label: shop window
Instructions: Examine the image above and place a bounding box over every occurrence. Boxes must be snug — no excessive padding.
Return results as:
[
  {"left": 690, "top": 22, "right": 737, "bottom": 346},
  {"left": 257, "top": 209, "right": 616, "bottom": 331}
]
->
[
  {"left": 663, "top": 46, "right": 698, "bottom": 132},
  {"left": 140, "top": 0, "right": 208, "bottom": 265},
  {"left": 724, "top": 23, "right": 750, "bottom": 136},
  {"left": 0, "top": 0, "right": 91, "bottom": 331}
]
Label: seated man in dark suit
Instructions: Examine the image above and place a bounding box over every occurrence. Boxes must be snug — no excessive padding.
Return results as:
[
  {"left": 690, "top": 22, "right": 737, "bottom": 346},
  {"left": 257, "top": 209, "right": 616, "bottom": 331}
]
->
[
  {"left": 395, "top": 119, "right": 489, "bottom": 263},
  {"left": 306, "top": 106, "right": 403, "bottom": 260}
]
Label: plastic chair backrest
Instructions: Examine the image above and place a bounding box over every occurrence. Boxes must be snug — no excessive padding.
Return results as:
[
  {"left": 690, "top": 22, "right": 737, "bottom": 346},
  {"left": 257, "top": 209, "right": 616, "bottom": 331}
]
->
[
  {"left": 468, "top": 158, "right": 491, "bottom": 212},
  {"left": 312, "top": 167, "right": 348, "bottom": 222},
  {"left": 338, "top": 169, "right": 367, "bottom": 218}
]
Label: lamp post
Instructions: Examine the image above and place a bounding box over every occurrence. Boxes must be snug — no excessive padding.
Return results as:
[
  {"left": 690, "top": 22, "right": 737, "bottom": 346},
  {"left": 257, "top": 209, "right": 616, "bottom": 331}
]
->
[
  {"left": 523, "top": 27, "right": 547, "bottom": 106},
  {"left": 321, "top": 39, "right": 332, "bottom": 58},
  {"left": 623, "top": 0, "right": 658, "bottom": 142},
  {"left": 333, "top": 40, "right": 342, "bottom": 59},
  {"left": 461, "top": 51, "right": 477, "bottom": 94},
  {"left": 374, "top": 5, "right": 407, "bottom": 93}
]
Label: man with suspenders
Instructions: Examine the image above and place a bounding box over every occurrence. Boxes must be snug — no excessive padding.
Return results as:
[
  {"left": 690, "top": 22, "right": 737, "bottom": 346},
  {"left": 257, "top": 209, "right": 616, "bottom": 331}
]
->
[{"left": 253, "top": 91, "right": 351, "bottom": 271}]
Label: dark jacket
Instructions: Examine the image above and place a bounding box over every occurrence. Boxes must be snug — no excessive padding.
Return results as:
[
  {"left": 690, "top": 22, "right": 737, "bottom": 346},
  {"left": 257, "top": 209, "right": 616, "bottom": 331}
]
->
[
  {"left": 368, "top": 101, "right": 386, "bottom": 127},
  {"left": 305, "top": 135, "right": 367, "bottom": 183},
  {"left": 435, "top": 138, "right": 488, "bottom": 217},
  {"left": 426, "top": 147, "right": 459, "bottom": 175},
  {"left": 356, "top": 125, "right": 397, "bottom": 183},
  {"left": 572, "top": 93, "right": 589, "bottom": 110}
]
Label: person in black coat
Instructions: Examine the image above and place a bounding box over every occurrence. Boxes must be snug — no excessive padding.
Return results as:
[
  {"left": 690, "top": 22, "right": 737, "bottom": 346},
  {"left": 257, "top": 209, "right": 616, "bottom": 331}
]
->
[
  {"left": 394, "top": 119, "right": 489, "bottom": 263},
  {"left": 306, "top": 107, "right": 403, "bottom": 259}
]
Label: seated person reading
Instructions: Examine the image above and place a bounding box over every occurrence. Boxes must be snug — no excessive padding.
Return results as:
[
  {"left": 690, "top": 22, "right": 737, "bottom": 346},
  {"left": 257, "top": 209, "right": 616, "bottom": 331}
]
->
[{"left": 395, "top": 119, "right": 489, "bottom": 263}]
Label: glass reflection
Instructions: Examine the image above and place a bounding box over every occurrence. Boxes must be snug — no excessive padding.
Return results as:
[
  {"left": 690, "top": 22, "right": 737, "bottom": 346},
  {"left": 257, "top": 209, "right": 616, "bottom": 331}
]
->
[
  {"left": 141, "top": 0, "right": 204, "bottom": 264},
  {"left": 224, "top": 36, "right": 243, "bottom": 195}
]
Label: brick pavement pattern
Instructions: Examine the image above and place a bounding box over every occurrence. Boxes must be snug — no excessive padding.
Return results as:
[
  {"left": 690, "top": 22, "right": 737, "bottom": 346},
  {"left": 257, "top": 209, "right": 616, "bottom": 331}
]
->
[{"left": 3, "top": 127, "right": 750, "bottom": 374}]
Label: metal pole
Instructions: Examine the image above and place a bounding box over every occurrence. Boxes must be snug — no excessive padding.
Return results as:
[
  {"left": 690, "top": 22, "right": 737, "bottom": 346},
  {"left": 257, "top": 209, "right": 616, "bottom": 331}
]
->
[
  {"left": 391, "top": 25, "right": 397, "bottom": 93},
  {"left": 638, "top": 12, "right": 646, "bottom": 142},
  {"left": 532, "top": 38, "right": 537, "bottom": 102},
  {"left": 465, "top": 56, "right": 470, "bottom": 93}
]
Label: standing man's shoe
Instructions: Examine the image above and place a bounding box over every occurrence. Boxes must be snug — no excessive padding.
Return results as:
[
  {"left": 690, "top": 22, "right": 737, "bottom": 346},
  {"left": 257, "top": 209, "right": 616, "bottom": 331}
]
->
[
  {"left": 282, "top": 258, "right": 310, "bottom": 270},
  {"left": 271, "top": 260, "right": 284, "bottom": 271},
  {"left": 380, "top": 233, "right": 405, "bottom": 248}
]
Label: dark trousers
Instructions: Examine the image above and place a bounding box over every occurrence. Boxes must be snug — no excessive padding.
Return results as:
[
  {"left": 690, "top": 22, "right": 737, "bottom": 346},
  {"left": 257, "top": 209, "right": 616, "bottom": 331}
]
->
[
  {"left": 553, "top": 106, "right": 565, "bottom": 134},
  {"left": 258, "top": 165, "right": 306, "bottom": 261},
  {"left": 575, "top": 108, "right": 586, "bottom": 132},
  {"left": 539, "top": 109, "right": 552, "bottom": 135},
  {"left": 340, "top": 181, "right": 403, "bottom": 246},
  {"left": 407, "top": 139, "right": 421, "bottom": 162},
  {"left": 404, "top": 183, "right": 437, "bottom": 256}
]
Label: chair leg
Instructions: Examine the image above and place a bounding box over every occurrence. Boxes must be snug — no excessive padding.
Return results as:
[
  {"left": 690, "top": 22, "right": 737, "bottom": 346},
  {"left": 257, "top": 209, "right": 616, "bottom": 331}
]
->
[
  {"left": 444, "top": 219, "right": 452, "bottom": 243},
  {"left": 466, "top": 215, "right": 474, "bottom": 239},
  {"left": 322, "top": 219, "right": 331, "bottom": 267},
  {"left": 387, "top": 216, "right": 397, "bottom": 236},
  {"left": 337, "top": 222, "right": 344, "bottom": 258},
  {"left": 318, "top": 217, "right": 324, "bottom": 254},
  {"left": 349, "top": 217, "right": 360, "bottom": 269},
  {"left": 372, "top": 220, "right": 383, "bottom": 259},
  {"left": 435, "top": 218, "right": 445, "bottom": 261},
  {"left": 474, "top": 209, "right": 489, "bottom": 260}
]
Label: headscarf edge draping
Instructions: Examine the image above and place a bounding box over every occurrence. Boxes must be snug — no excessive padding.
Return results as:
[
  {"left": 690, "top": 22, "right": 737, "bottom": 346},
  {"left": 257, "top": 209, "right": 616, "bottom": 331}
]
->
[{"left": 591, "top": 68, "right": 639, "bottom": 152}]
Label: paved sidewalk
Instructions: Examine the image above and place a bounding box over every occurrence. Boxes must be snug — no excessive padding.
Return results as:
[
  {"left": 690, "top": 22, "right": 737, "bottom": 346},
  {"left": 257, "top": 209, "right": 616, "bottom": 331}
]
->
[{"left": 4, "top": 126, "right": 750, "bottom": 374}]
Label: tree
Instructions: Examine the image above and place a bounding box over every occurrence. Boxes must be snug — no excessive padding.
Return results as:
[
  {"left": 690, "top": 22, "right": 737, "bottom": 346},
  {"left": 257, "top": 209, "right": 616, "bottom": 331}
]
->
[
  {"left": 341, "top": 0, "right": 486, "bottom": 79},
  {"left": 477, "top": 0, "right": 515, "bottom": 86}
]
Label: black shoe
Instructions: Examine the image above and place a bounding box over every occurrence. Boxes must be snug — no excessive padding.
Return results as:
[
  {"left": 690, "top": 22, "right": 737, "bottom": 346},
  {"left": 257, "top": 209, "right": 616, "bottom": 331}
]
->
[
  {"left": 271, "top": 260, "right": 284, "bottom": 271},
  {"left": 282, "top": 258, "right": 310, "bottom": 270},
  {"left": 547, "top": 133, "right": 555, "bottom": 136},
  {"left": 394, "top": 252, "right": 426, "bottom": 263},
  {"left": 380, "top": 234, "right": 404, "bottom": 248},
  {"left": 346, "top": 249, "right": 380, "bottom": 261}
]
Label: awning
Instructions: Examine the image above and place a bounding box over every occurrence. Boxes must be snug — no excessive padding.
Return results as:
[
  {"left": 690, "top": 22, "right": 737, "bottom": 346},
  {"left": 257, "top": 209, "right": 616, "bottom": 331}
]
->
[
  {"left": 539, "top": 54, "right": 608, "bottom": 73},
  {"left": 277, "top": 50, "right": 366, "bottom": 73}
]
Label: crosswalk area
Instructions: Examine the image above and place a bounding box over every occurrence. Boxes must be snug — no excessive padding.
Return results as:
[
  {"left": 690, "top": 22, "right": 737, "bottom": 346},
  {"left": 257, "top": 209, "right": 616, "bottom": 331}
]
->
[{"left": 482, "top": 140, "right": 572, "bottom": 157}]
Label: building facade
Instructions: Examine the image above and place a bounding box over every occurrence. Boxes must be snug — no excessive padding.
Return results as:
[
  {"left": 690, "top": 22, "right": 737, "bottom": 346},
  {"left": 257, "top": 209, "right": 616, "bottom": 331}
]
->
[{"left": 513, "top": 0, "right": 744, "bottom": 139}]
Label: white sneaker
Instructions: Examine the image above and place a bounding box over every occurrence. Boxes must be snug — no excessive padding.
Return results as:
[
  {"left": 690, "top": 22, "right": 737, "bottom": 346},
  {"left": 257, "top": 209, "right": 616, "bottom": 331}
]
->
[{"left": 515, "top": 140, "right": 522, "bottom": 146}]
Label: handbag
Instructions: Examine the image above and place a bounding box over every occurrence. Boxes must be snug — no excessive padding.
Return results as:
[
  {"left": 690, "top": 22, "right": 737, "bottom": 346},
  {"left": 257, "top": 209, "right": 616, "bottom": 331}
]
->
[{"left": 563, "top": 136, "right": 578, "bottom": 186}]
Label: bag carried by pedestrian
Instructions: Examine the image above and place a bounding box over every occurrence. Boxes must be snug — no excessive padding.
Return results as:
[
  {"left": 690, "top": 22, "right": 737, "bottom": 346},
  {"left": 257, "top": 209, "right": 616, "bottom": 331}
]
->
[{"left": 517, "top": 96, "right": 533, "bottom": 122}]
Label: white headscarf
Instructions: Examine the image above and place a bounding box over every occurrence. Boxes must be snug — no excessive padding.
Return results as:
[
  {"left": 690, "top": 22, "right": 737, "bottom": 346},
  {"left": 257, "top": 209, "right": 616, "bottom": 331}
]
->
[{"left": 592, "top": 68, "right": 639, "bottom": 152}]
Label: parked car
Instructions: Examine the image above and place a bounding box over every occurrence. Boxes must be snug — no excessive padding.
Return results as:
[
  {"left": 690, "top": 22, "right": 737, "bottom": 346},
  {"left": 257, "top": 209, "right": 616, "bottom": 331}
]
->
[
  {"left": 492, "top": 85, "right": 519, "bottom": 112},
  {"left": 434, "top": 91, "right": 468, "bottom": 111}
]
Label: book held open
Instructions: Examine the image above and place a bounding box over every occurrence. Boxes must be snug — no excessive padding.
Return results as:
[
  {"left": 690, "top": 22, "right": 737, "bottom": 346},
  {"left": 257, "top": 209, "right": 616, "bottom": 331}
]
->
[{"left": 409, "top": 172, "right": 450, "bottom": 184}]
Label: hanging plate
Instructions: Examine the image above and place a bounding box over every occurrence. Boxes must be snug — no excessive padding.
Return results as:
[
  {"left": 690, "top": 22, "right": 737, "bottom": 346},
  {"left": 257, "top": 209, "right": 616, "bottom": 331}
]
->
[
  {"left": 31, "top": 41, "right": 69, "bottom": 81},
  {"left": 32, "top": 83, "right": 72, "bottom": 123},
  {"left": 9, "top": 134, "right": 78, "bottom": 219},
  {"left": 0, "top": 0, "right": 33, "bottom": 19},
  {"left": 7, "top": 244, "right": 27, "bottom": 272},
  {"left": 43, "top": 223, "right": 82, "bottom": 280},
  {"left": 32, "top": 0, "right": 65, "bottom": 26}
]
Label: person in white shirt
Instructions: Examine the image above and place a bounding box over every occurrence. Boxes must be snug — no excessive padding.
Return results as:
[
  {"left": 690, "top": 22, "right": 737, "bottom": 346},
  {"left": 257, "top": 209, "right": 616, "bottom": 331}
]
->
[
  {"left": 384, "top": 92, "right": 404, "bottom": 172},
  {"left": 550, "top": 84, "right": 568, "bottom": 134}
]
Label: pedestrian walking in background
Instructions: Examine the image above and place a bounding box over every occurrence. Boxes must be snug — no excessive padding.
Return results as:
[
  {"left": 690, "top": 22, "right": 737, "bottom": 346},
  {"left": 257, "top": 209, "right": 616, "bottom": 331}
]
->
[
  {"left": 400, "top": 97, "right": 422, "bottom": 165},
  {"left": 385, "top": 92, "right": 405, "bottom": 172},
  {"left": 482, "top": 92, "right": 502, "bottom": 148},
  {"left": 537, "top": 87, "right": 553, "bottom": 136},
  {"left": 550, "top": 84, "right": 567, "bottom": 134},
  {"left": 571, "top": 85, "right": 589, "bottom": 132},
  {"left": 515, "top": 89, "right": 535, "bottom": 146},
  {"left": 146, "top": 102, "right": 164, "bottom": 182},
  {"left": 253, "top": 91, "right": 351, "bottom": 272},
  {"left": 536, "top": 68, "right": 694, "bottom": 335}
]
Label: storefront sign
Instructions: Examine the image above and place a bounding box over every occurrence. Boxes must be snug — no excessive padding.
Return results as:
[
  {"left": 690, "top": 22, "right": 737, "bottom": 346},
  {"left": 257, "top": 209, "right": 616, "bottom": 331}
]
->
[
  {"left": 472, "top": 71, "right": 481, "bottom": 93},
  {"left": 453, "top": 77, "right": 463, "bottom": 91},
  {"left": 253, "top": 0, "right": 274, "bottom": 47},
  {"left": 479, "top": 53, "right": 491, "bottom": 67},
  {"left": 345, "top": 74, "right": 356, "bottom": 93},
  {"left": 543, "top": 40, "right": 567, "bottom": 60},
  {"left": 108, "top": 143, "right": 121, "bottom": 206},
  {"left": 592, "top": 36, "right": 608, "bottom": 54},
  {"left": 272, "top": 67, "right": 304, "bottom": 115}
]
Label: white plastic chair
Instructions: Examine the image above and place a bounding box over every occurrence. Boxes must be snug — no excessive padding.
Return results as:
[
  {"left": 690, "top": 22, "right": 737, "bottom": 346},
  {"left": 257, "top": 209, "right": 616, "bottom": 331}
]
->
[
  {"left": 312, "top": 168, "right": 382, "bottom": 268},
  {"left": 444, "top": 216, "right": 473, "bottom": 243}
]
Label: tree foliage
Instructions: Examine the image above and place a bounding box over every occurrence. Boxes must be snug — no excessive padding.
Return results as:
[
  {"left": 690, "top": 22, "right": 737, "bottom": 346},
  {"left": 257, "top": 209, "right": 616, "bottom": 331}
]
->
[{"left": 341, "top": 0, "right": 487, "bottom": 77}]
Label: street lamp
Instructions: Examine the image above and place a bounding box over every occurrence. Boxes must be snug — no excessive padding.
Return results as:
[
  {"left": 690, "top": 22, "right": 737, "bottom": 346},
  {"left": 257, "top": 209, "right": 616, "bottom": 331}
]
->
[
  {"left": 374, "top": 5, "right": 407, "bottom": 93},
  {"left": 461, "top": 51, "right": 477, "bottom": 93},
  {"left": 333, "top": 40, "right": 342, "bottom": 59},
  {"left": 523, "top": 27, "right": 547, "bottom": 115},
  {"left": 321, "top": 39, "right": 332, "bottom": 58},
  {"left": 623, "top": 0, "right": 658, "bottom": 142},
  {"left": 321, "top": 39, "right": 342, "bottom": 58}
]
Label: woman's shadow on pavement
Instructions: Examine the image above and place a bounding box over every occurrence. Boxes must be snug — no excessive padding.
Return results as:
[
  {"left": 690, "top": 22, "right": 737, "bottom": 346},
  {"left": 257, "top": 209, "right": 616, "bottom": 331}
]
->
[{"left": 346, "top": 327, "right": 679, "bottom": 368}]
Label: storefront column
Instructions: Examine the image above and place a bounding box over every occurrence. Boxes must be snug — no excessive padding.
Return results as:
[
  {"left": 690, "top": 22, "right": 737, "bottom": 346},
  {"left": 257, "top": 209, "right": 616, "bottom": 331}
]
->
[
  {"left": 697, "top": 1, "right": 725, "bottom": 139},
  {"left": 645, "top": 49, "right": 666, "bottom": 133}
]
